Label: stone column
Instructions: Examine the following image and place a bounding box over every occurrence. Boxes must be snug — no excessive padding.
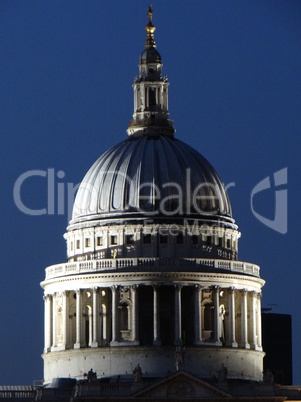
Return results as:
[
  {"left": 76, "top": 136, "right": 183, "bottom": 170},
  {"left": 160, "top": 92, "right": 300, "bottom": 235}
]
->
[
  {"left": 257, "top": 292, "right": 262, "bottom": 350},
  {"left": 131, "top": 285, "right": 139, "bottom": 344},
  {"left": 212, "top": 286, "right": 222, "bottom": 345},
  {"left": 74, "top": 289, "right": 83, "bottom": 349},
  {"left": 102, "top": 302, "right": 107, "bottom": 346},
  {"left": 110, "top": 286, "right": 118, "bottom": 345},
  {"left": 88, "top": 307, "right": 93, "bottom": 346},
  {"left": 91, "top": 287, "right": 99, "bottom": 347},
  {"left": 43, "top": 294, "right": 52, "bottom": 353},
  {"left": 228, "top": 287, "right": 238, "bottom": 347},
  {"left": 240, "top": 289, "right": 250, "bottom": 349},
  {"left": 174, "top": 285, "right": 183, "bottom": 346},
  {"left": 62, "top": 291, "right": 69, "bottom": 349},
  {"left": 153, "top": 285, "right": 161, "bottom": 346},
  {"left": 250, "top": 291, "right": 257, "bottom": 349},
  {"left": 194, "top": 285, "right": 203, "bottom": 344},
  {"left": 51, "top": 293, "right": 57, "bottom": 348}
]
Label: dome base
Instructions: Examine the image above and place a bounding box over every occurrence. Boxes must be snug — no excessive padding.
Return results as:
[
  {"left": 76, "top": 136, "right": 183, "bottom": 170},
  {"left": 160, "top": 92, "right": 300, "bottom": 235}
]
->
[{"left": 43, "top": 346, "right": 264, "bottom": 384}]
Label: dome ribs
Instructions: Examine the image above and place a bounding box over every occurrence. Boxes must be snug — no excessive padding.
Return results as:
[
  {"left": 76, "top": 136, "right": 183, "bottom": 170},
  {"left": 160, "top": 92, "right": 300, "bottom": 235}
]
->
[
  {"left": 126, "top": 136, "right": 148, "bottom": 211},
  {"left": 71, "top": 136, "right": 233, "bottom": 224}
]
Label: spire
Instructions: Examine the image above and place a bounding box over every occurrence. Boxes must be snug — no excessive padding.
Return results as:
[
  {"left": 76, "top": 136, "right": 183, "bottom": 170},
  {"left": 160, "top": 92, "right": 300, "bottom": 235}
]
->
[
  {"left": 145, "top": 4, "right": 156, "bottom": 48},
  {"left": 127, "top": 6, "right": 175, "bottom": 137}
]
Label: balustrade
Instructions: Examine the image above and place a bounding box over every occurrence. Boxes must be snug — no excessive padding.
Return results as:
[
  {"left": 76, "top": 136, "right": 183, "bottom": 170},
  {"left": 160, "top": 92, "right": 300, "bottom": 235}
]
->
[{"left": 45, "top": 258, "right": 260, "bottom": 279}]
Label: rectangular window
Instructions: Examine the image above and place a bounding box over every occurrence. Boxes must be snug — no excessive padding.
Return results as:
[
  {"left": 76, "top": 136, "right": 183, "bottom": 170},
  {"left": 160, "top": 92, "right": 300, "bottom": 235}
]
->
[
  {"left": 76, "top": 240, "right": 80, "bottom": 249},
  {"left": 226, "top": 239, "right": 231, "bottom": 248},
  {"left": 218, "top": 237, "right": 223, "bottom": 247},
  {"left": 110, "top": 235, "right": 117, "bottom": 245},
  {"left": 85, "top": 238, "right": 90, "bottom": 248},
  {"left": 143, "top": 234, "right": 152, "bottom": 244},
  {"left": 125, "top": 234, "right": 134, "bottom": 245},
  {"left": 97, "top": 236, "right": 103, "bottom": 246}
]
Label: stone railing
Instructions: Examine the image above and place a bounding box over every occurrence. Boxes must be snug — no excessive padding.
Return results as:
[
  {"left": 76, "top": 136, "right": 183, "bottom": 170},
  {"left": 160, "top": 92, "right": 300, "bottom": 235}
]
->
[
  {"left": 0, "top": 386, "right": 35, "bottom": 400},
  {"left": 45, "top": 258, "right": 260, "bottom": 280},
  {"left": 74, "top": 382, "right": 135, "bottom": 398}
]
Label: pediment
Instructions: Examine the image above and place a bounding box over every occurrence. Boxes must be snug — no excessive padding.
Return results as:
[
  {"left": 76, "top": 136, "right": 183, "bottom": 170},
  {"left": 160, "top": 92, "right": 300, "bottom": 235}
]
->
[{"left": 133, "top": 370, "right": 231, "bottom": 399}]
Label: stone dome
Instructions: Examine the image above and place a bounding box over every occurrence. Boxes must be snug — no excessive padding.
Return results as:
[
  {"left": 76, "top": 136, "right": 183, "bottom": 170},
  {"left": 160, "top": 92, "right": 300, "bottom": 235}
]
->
[{"left": 71, "top": 134, "right": 233, "bottom": 226}]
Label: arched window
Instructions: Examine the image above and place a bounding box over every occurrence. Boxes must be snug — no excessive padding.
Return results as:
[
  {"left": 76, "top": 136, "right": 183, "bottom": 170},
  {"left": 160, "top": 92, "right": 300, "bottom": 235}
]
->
[
  {"left": 203, "top": 302, "right": 214, "bottom": 341},
  {"left": 69, "top": 303, "right": 76, "bottom": 346},
  {"left": 118, "top": 300, "right": 132, "bottom": 341},
  {"left": 119, "top": 302, "right": 129, "bottom": 330}
]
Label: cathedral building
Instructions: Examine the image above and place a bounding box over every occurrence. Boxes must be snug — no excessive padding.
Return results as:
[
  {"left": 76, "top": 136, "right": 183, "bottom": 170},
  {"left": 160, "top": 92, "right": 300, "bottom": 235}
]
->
[
  {"left": 41, "top": 5, "right": 264, "bottom": 385},
  {"left": 4, "top": 6, "right": 296, "bottom": 401}
]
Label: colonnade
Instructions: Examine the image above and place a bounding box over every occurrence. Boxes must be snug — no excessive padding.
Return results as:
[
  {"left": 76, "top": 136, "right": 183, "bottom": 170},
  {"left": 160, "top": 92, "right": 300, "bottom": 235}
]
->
[{"left": 43, "top": 284, "right": 262, "bottom": 354}]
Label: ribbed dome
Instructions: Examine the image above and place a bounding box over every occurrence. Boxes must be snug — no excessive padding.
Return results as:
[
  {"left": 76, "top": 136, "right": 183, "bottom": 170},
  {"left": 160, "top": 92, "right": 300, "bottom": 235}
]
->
[
  {"left": 139, "top": 47, "right": 162, "bottom": 64},
  {"left": 71, "top": 135, "right": 233, "bottom": 224}
]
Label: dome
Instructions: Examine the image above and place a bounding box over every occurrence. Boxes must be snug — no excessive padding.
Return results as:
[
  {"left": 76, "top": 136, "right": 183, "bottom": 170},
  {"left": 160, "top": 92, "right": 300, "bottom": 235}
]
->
[
  {"left": 71, "top": 134, "right": 233, "bottom": 225},
  {"left": 42, "top": 8, "right": 265, "bottom": 387},
  {"left": 139, "top": 47, "right": 162, "bottom": 64}
]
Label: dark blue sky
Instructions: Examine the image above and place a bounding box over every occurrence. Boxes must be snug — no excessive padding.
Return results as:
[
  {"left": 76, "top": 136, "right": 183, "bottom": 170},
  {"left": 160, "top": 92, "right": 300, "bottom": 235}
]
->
[{"left": 1, "top": 0, "right": 300, "bottom": 385}]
